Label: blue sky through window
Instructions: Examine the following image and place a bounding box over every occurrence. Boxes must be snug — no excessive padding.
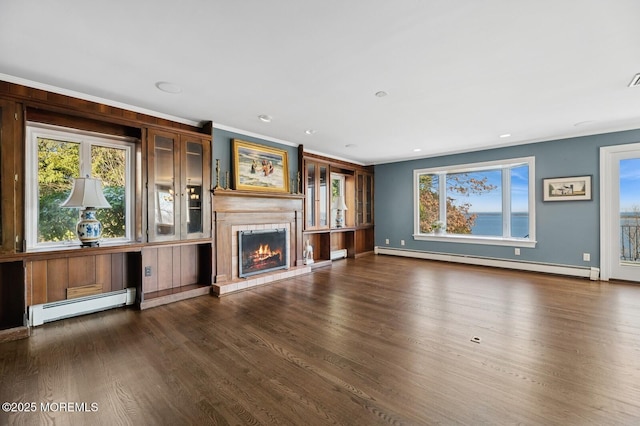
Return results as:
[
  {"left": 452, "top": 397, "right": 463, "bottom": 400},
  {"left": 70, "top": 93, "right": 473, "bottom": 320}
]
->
[
  {"left": 455, "top": 165, "right": 529, "bottom": 213},
  {"left": 620, "top": 158, "right": 640, "bottom": 212}
]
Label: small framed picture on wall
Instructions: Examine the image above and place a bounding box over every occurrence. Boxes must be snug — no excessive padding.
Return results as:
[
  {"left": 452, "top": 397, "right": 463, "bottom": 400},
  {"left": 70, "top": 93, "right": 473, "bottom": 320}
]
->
[{"left": 543, "top": 175, "right": 592, "bottom": 201}]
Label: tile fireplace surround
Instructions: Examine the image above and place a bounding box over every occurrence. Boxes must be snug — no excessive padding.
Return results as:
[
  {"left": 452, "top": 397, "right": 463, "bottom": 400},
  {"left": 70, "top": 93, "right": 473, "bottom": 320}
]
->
[{"left": 211, "top": 190, "right": 310, "bottom": 296}]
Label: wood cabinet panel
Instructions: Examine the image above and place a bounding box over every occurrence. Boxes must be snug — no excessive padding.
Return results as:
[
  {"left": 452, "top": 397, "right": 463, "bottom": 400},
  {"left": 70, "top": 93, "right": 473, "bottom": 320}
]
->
[
  {"left": 0, "top": 100, "right": 23, "bottom": 254},
  {"left": 156, "top": 247, "right": 174, "bottom": 291},
  {"left": 27, "top": 260, "right": 48, "bottom": 306},
  {"left": 331, "top": 232, "right": 346, "bottom": 251},
  {"left": 68, "top": 256, "right": 96, "bottom": 288},
  {"left": 181, "top": 245, "right": 198, "bottom": 286},
  {"left": 142, "top": 248, "right": 159, "bottom": 294},
  {"left": 110, "top": 252, "right": 125, "bottom": 292},
  {"left": 46, "top": 258, "right": 68, "bottom": 303},
  {"left": 355, "top": 228, "right": 375, "bottom": 255},
  {"left": 95, "top": 254, "right": 112, "bottom": 293},
  {"left": 172, "top": 247, "right": 182, "bottom": 288}
]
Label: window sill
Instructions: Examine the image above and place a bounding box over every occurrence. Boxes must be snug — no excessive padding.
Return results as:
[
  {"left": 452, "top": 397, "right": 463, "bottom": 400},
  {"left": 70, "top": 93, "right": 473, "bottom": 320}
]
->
[
  {"left": 413, "top": 233, "right": 537, "bottom": 248},
  {"left": 26, "top": 239, "right": 136, "bottom": 253}
]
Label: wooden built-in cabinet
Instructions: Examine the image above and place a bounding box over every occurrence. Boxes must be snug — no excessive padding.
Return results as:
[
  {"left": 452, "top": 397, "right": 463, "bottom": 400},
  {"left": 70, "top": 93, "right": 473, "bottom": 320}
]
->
[
  {"left": 302, "top": 152, "right": 374, "bottom": 267},
  {"left": 356, "top": 170, "right": 374, "bottom": 226},
  {"left": 147, "top": 129, "right": 211, "bottom": 242},
  {"left": 0, "top": 99, "right": 23, "bottom": 254},
  {"left": 0, "top": 80, "right": 215, "bottom": 340}
]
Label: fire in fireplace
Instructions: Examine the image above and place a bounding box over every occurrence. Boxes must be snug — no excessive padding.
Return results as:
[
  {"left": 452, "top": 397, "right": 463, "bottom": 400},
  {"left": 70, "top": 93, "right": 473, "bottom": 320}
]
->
[{"left": 238, "top": 228, "right": 288, "bottom": 278}]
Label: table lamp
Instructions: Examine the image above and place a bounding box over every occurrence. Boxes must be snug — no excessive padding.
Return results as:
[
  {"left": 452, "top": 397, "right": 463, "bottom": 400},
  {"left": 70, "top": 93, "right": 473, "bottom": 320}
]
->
[{"left": 60, "top": 177, "right": 112, "bottom": 247}]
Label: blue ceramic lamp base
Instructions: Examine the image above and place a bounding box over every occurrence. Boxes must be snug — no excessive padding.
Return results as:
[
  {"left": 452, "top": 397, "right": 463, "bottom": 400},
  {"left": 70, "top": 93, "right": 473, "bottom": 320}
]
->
[{"left": 76, "top": 208, "right": 103, "bottom": 247}]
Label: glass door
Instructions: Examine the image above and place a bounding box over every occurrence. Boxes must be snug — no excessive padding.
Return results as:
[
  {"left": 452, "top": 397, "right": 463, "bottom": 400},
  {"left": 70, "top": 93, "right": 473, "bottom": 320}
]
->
[
  {"left": 319, "top": 164, "right": 328, "bottom": 228},
  {"left": 180, "top": 135, "right": 211, "bottom": 240},
  {"left": 152, "top": 133, "right": 178, "bottom": 240},
  {"left": 306, "top": 163, "right": 316, "bottom": 229},
  {"left": 601, "top": 143, "right": 640, "bottom": 281},
  {"left": 184, "top": 141, "right": 203, "bottom": 235}
]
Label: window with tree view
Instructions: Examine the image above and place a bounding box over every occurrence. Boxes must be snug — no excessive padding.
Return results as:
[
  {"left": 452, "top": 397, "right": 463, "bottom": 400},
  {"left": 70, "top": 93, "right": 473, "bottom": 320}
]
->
[
  {"left": 414, "top": 157, "right": 535, "bottom": 246},
  {"left": 26, "top": 123, "right": 135, "bottom": 249}
]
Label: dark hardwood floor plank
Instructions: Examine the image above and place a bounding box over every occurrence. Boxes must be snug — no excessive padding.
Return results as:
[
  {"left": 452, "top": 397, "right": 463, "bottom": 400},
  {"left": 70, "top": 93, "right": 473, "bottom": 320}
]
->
[{"left": 1, "top": 255, "right": 640, "bottom": 425}]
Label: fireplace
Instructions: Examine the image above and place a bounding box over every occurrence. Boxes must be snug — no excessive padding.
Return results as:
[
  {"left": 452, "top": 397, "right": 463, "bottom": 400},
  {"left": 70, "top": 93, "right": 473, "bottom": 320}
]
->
[{"left": 238, "top": 228, "right": 288, "bottom": 278}]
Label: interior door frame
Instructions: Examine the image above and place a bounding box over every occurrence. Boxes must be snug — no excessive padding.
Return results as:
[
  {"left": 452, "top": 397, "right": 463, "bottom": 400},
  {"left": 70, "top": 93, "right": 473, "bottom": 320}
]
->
[{"left": 599, "top": 142, "right": 640, "bottom": 281}]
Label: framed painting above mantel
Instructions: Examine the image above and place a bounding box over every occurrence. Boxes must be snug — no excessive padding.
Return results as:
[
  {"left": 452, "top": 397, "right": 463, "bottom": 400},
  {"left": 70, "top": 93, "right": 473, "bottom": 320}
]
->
[{"left": 232, "top": 139, "right": 290, "bottom": 193}]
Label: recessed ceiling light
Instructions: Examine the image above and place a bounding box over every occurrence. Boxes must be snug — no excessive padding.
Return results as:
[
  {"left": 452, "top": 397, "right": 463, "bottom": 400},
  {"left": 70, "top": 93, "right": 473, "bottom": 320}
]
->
[
  {"left": 499, "top": 133, "right": 511, "bottom": 138},
  {"left": 155, "top": 81, "right": 182, "bottom": 94},
  {"left": 413, "top": 148, "right": 422, "bottom": 152},
  {"left": 305, "top": 129, "right": 317, "bottom": 135},
  {"left": 574, "top": 120, "right": 596, "bottom": 127},
  {"left": 628, "top": 73, "right": 640, "bottom": 87},
  {"left": 258, "top": 114, "right": 272, "bottom": 123},
  {"left": 345, "top": 143, "right": 358, "bottom": 148},
  {"left": 375, "top": 91, "right": 388, "bottom": 98}
]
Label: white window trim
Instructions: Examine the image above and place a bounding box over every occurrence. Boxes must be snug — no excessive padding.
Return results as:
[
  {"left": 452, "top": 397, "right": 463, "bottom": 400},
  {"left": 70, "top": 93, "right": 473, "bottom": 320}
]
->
[
  {"left": 413, "top": 156, "right": 537, "bottom": 248},
  {"left": 25, "top": 122, "right": 136, "bottom": 250}
]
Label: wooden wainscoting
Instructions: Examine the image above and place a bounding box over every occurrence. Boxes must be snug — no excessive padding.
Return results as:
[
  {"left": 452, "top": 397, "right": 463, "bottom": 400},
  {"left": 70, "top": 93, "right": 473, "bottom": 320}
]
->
[
  {"left": 140, "top": 242, "right": 212, "bottom": 309},
  {"left": 25, "top": 249, "right": 139, "bottom": 306}
]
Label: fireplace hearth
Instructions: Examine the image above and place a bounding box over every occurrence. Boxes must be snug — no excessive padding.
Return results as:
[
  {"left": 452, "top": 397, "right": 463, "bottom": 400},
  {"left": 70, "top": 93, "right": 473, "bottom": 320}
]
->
[{"left": 239, "top": 228, "right": 288, "bottom": 278}]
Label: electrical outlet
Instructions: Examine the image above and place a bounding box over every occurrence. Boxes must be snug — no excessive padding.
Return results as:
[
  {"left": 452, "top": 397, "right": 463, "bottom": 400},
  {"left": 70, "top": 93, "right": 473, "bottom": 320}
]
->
[
  {"left": 144, "top": 266, "right": 152, "bottom": 277},
  {"left": 583, "top": 253, "right": 590, "bottom": 262},
  {"left": 514, "top": 248, "right": 520, "bottom": 256},
  {"left": 400, "top": 240, "right": 405, "bottom": 246},
  {"left": 385, "top": 238, "right": 390, "bottom": 244}
]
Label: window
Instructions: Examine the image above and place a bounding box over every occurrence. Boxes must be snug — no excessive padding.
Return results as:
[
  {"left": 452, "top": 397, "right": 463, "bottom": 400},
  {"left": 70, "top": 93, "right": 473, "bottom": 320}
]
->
[
  {"left": 414, "top": 157, "right": 536, "bottom": 247},
  {"left": 26, "top": 123, "right": 136, "bottom": 249}
]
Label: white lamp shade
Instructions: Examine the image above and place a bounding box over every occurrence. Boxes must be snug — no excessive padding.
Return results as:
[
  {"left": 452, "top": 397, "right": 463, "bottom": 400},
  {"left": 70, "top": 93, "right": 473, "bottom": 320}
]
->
[
  {"left": 332, "top": 196, "right": 348, "bottom": 210},
  {"left": 60, "top": 178, "right": 112, "bottom": 209}
]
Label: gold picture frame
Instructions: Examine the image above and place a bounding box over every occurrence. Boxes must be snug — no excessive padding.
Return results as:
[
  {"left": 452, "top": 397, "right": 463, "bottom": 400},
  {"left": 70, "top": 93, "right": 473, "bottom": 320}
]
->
[{"left": 232, "top": 139, "right": 290, "bottom": 193}]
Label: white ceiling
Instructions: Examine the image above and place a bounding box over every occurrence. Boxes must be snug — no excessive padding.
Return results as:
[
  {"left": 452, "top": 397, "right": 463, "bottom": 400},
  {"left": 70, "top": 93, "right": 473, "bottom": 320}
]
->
[{"left": 2, "top": 1, "right": 640, "bottom": 165}]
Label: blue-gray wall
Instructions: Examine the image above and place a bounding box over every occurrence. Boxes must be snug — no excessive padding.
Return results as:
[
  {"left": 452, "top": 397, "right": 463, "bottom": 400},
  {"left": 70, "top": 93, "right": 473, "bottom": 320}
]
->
[
  {"left": 374, "top": 129, "right": 640, "bottom": 268},
  {"left": 212, "top": 128, "right": 300, "bottom": 189}
]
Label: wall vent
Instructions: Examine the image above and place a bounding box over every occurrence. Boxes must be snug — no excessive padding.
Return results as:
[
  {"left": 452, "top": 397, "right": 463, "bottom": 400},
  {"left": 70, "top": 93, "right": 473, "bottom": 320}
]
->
[{"left": 628, "top": 73, "right": 640, "bottom": 87}]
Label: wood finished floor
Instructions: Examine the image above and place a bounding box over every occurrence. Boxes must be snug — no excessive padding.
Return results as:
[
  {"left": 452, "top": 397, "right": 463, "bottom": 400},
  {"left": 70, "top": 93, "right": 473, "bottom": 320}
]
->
[{"left": 1, "top": 255, "right": 640, "bottom": 425}]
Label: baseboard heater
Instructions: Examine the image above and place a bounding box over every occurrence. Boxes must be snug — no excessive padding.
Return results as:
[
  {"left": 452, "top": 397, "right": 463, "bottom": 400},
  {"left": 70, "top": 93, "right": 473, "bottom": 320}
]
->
[
  {"left": 29, "top": 288, "right": 136, "bottom": 327},
  {"left": 331, "top": 249, "right": 348, "bottom": 260},
  {"left": 375, "top": 247, "right": 600, "bottom": 280}
]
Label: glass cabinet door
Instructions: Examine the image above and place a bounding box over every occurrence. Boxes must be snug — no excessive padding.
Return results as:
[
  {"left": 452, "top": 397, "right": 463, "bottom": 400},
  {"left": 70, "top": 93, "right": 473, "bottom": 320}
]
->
[
  {"left": 305, "top": 161, "right": 330, "bottom": 230},
  {"left": 357, "top": 173, "right": 364, "bottom": 225},
  {"left": 319, "top": 165, "right": 328, "bottom": 227},
  {"left": 306, "top": 163, "right": 316, "bottom": 228},
  {"left": 152, "top": 133, "right": 178, "bottom": 239},
  {"left": 364, "top": 173, "right": 373, "bottom": 225},
  {"left": 356, "top": 171, "right": 374, "bottom": 226},
  {"left": 148, "top": 130, "right": 211, "bottom": 242},
  {"left": 185, "top": 141, "right": 203, "bottom": 235},
  {"left": 180, "top": 135, "right": 211, "bottom": 240}
]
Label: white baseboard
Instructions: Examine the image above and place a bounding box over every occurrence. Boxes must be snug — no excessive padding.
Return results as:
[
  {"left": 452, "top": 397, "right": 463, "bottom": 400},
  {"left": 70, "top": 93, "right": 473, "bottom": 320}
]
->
[
  {"left": 29, "top": 288, "right": 136, "bottom": 326},
  {"left": 375, "top": 247, "right": 600, "bottom": 280}
]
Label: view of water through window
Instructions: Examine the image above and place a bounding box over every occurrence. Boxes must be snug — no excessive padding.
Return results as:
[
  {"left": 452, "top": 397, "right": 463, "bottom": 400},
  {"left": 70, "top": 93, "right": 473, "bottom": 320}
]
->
[{"left": 620, "top": 158, "right": 640, "bottom": 263}]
